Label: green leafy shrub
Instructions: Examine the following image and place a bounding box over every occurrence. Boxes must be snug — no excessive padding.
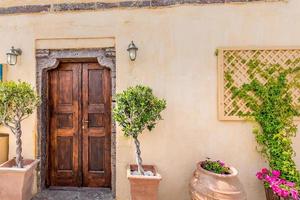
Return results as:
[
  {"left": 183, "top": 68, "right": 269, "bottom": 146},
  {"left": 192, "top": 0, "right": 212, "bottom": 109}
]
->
[
  {"left": 0, "top": 81, "right": 40, "bottom": 168},
  {"left": 225, "top": 59, "right": 300, "bottom": 185},
  {"left": 113, "top": 85, "right": 166, "bottom": 175}
]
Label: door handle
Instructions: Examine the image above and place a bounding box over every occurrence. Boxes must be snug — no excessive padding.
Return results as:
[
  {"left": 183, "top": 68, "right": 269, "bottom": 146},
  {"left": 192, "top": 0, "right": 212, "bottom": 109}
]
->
[{"left": 82, "top": 120, "right": 89, "bottom": 129}]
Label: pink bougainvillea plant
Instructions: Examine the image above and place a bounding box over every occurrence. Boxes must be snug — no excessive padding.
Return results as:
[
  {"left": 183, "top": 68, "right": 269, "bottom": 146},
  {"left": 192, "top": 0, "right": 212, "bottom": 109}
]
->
[{"left": 257, "top": 168, "right": 299, "bottom": 200}]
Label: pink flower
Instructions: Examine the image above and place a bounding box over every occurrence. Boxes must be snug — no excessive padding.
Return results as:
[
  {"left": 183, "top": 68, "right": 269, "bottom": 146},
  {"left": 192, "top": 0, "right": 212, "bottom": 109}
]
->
[
  {"left": 261, "top": 168, "right": 269, "bottom": 174},
  {"left": 271, "top": 184, "right": 279, "bottom": 192},
  {"left": 272, "top": 170, "right": 281, "bottom": 178},
  {"left": 256, "top": 172, "right": 263, "bottom": 180},
  {"left": 281, "top": 189, "right": 289, "bottom": 198},
  {"left": 217, "top": 160, "right": 225, "bottom": 166},
  {"left": 291, "top": 189, "right": 299, "bottom": 200},
  {"left": 286, "top": 181, "right": 296, "bottom": 187},
  {"left": 265, "top": 175, "right": 273, "bottom": 183},
  {"left": 279, "top": 179, "right": 287, "bottom": 185}
]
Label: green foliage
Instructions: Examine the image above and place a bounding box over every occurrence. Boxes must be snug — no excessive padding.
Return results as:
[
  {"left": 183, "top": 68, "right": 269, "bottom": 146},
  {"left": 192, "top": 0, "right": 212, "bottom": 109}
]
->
[
  {"left": 0, "top": 81, "right": 40, "bottom": 167},
  {"left": 202, "top": 158, "right": 231, "bottom": 175},
  {"left": 0, "top": 81, "right": 40, "bottom": 128},
  {"left": 225, "top": 59, "right": 300, "bottom": 185},
  {"left": 113, "top": 85, "right": 166, "bottom": 139}
]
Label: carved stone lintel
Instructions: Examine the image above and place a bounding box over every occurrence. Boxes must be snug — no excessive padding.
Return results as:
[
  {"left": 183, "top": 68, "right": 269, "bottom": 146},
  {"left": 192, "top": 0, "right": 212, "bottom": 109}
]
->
[
  {"left": 47, "top": 58, "right": 59, "bottom": 70},
  {"left": 36, "top": 49, "right": 50, "bottom": 58},
  {"left": 97, "top": 55, "right": 114, "bottom": 70},
  {"left": 37, "top": 48, "right": 115, "bottom": 71}
]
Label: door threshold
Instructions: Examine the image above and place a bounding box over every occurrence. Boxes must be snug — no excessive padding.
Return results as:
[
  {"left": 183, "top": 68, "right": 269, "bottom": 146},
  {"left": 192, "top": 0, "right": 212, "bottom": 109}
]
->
[{"left": 48, "top": 186, "right": 111, "bottom": 191}]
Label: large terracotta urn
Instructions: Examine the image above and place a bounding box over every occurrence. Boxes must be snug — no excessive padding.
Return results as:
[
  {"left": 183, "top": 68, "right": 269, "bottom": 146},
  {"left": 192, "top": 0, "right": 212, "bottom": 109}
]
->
[{"left": 190, "top": 162, "right": 246, "bottom": 200}]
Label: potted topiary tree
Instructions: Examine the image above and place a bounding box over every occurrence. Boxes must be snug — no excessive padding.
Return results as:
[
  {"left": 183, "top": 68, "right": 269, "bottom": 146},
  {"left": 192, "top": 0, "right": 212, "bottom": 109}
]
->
[
  {"left": 113, "top": 85, "right": 166, "bottom": 200},
  {"left": 0, "top": 81, "right": 40, "bottom": 200}
]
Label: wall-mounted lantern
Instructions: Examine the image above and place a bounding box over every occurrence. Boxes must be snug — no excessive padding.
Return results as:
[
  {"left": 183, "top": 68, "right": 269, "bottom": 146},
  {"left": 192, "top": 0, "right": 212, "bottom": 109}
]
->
[
  {"left": 6, "top": 46, "right": 22, "bottom": 66},
  {"left": 127, "top": 41, "right": 138, "bottom": 61}
]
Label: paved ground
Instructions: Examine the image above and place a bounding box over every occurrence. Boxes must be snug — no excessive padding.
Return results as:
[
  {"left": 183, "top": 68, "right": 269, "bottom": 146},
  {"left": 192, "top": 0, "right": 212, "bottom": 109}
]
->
[{"left": 32, "top": 188, "right": 114, "bottom": 200}]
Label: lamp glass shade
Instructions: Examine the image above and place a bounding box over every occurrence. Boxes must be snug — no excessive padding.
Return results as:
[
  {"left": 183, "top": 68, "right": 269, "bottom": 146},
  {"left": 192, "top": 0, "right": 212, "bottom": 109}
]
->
[
  {"left": 127, "top": 41, "right": 138, "bottom": 61},
  {"left": 129, "top": 49, "right": 137, "bottom": 61},
  {"left": 7, "top": 53, "right": 17, "bottom": 65}
]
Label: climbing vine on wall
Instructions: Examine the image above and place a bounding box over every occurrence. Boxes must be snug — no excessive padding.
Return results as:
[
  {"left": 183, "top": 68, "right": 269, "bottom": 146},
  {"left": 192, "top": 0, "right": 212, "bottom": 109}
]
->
[
  {"left": 225, "top": 57, "right": 300, "bottom": 185},
  {"left": 219, "top": 49, "right": 300, "bottom": 120}
]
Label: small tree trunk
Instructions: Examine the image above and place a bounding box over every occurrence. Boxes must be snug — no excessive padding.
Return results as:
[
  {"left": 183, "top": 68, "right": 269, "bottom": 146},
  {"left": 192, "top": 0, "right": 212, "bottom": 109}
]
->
[
  {"left": 133, "top": 137, "right": 145, "bottom": 175},
  {"left": 15, "top": 121, "right": 23, "bottom": 168}
]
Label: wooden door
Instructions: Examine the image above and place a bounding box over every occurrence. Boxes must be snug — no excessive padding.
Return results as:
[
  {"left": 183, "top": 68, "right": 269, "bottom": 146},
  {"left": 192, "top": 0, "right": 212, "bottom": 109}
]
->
[
  {"left": 82, "top": 63, "right": 111, "bottom": 187},
  {"left": 49, "top": 62, "right": 111, "bottom": 188},
  {"left": 49, "top": 63, "right": 80, "bottom": 187}
]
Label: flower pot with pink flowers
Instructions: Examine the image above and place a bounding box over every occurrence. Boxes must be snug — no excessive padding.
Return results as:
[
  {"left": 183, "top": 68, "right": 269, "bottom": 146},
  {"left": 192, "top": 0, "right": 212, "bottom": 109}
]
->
[
  {"left": 190, "top": 158, "right": 246, "bottom": 200},
  {"left": 256, "top": 168, "right": 299, "bottom": 200}
]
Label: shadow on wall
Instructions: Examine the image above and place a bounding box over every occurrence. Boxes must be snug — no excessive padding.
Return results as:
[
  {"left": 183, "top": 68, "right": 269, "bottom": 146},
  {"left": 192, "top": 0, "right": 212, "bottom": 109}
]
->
[{"left": 0, "top": 133, "right": 9, "bottom": 164}]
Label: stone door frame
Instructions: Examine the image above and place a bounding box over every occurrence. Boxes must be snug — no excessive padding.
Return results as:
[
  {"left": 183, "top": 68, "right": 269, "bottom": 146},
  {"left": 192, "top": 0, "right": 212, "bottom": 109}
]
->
[{"left": 36, "top": 48, "right": 116, "bottom": 196}]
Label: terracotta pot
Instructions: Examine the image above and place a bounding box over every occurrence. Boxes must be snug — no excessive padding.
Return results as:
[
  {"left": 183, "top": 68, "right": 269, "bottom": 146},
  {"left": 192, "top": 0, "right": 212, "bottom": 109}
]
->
[
  {"left": 190, "top": 162, "right": 246, "bottom": 200},
  {"left": 127, "top": 165, "right": 162, "bottom": 200},
  {"left": 0, "top": 158, "right": 39, "bottom": 200},
  {"left": 265, "top": 187, "right": 292, "bottom": 200}
]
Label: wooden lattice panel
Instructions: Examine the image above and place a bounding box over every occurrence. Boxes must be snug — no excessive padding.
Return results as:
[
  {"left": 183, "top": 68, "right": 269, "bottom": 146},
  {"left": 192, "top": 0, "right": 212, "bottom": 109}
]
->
[{"left": 218, "top": 47, "right": 300, "bottom": 121}]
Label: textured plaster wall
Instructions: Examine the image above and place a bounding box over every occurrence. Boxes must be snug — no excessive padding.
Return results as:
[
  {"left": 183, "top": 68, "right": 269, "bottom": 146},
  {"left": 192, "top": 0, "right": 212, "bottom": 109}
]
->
[{"left": 0, "top": 0, "right": 299, "bottom": 199}]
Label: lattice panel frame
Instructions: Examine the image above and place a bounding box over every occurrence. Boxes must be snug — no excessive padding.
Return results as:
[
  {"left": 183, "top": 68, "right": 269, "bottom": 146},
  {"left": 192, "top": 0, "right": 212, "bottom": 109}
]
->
[{"left": 218, "top": 47, "right": 300, "bottom": 121}]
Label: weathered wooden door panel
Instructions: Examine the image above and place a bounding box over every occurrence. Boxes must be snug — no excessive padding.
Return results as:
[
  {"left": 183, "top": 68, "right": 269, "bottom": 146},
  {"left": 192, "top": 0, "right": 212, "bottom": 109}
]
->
[
  {"left": 82, "top": 63, "right": 111, "bottom": 187},
  {"left": 49, "top": 62, "right": 111, "bottom": 188},
  {"left": 49, "top": 63, "right": 80, "bottom": 187}
]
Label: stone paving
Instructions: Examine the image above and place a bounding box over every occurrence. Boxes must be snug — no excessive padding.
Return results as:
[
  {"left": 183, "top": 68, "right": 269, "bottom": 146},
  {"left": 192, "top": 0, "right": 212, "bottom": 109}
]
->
[{"left": 32, "top": 188, "right": 114, "bottom": 200}]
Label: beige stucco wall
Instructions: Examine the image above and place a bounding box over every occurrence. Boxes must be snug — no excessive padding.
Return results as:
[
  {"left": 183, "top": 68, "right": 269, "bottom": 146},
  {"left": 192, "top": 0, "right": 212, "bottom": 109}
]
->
[{"left": 0, "top": 0, "right": 300, "bottom": 199}]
